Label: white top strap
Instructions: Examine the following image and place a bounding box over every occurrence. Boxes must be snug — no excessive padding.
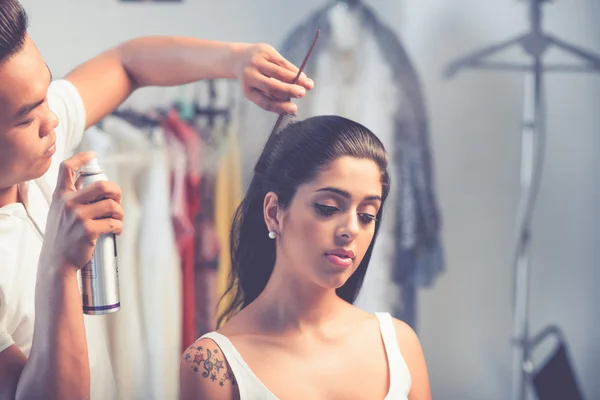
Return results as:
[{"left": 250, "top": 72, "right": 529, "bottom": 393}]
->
[
  {"left": 375, "top": 312, "right": 412, "bottom": 398},
  {"left": 201, "top": 314, "right": 411, "bottom": 400},
  {"left": 200, "top": 332, "right": 276, "bottom": 399}
]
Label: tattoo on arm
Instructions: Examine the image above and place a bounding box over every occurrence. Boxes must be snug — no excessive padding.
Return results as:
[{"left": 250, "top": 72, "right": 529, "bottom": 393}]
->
[{"left": 184, "top": 344, "right": 237, "bottom": 387}]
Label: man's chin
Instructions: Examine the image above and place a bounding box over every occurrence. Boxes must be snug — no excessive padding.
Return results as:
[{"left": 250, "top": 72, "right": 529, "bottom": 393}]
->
[{"left": 27, "top": 160, "right": 52, "bottom": 181}]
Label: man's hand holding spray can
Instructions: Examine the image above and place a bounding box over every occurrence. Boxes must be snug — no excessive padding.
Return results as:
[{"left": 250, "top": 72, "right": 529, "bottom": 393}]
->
[{"left": 74, "top": 157, "right": 120, "bottom": 315}]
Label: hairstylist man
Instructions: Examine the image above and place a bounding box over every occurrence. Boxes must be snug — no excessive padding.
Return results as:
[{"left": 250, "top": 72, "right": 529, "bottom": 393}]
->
[{"left": 0, "top": 1, "right": 313, "bottom": 399}]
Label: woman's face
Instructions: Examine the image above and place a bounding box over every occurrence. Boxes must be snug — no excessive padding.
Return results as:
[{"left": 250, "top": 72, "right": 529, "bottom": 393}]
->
[{"left": 268, "top": 156, "right": 383, "bottom": 290}]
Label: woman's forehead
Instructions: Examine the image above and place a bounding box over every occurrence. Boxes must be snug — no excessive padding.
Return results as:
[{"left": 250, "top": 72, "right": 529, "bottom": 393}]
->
[{"left": 301, "top": 157, "right": 383, "bottom": 199}]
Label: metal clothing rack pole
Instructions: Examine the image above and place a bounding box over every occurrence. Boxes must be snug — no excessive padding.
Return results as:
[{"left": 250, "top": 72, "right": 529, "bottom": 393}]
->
[
  {"left": 443, "top": 1, "right": 600, "bottom": 399},
  {"left": 192, "top": 79, "right": 233, "bottom": 129}
]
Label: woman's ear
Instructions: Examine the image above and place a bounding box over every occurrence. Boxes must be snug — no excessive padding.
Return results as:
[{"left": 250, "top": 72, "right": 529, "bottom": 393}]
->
[{"left": 263, "top": 191, "right": 281, "bottom": 234}]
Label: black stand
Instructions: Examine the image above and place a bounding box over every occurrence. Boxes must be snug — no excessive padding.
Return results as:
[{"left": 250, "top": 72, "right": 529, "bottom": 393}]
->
[
  {"left": 444, "top": 1, "right": 600, "bottom": 399},
  {"left": 191, "top": 80, "right": 233, "bottom": 129}
]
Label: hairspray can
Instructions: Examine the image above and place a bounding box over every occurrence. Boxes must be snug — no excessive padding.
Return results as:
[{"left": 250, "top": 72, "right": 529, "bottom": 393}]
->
[{"left": 75, "top": 157, "right": 120, "bottom": 315}]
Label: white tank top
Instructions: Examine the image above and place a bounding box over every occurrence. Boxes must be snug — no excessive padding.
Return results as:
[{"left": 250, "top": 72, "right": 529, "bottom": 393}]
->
[{"left": 200, "top": 312, "right": 411, "bottom": 399}]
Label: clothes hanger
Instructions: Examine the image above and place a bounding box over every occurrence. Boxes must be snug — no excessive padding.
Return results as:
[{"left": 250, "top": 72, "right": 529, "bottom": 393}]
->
[{"left": 336, "top": 0, "right": 360, "bottom": 7}]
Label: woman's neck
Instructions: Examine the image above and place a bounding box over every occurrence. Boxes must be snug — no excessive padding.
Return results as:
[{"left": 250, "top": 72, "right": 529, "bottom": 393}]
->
[{"left": 249, "top": 263, "right": 351, "bottom": 334}]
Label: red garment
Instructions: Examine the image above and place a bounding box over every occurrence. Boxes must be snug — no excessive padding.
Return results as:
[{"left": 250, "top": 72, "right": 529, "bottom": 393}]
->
[
  {"left": 162, "top": 110, "right": 203, "bottom": 351},
  {"left": 164, "top": 109, "right": 202, "bottom": 186},
  {"left": 194, "top": 176, "right": 220, "bottom": 335},
  {"left": 163, "top": 109, "right": 224, "bottom": 346}
]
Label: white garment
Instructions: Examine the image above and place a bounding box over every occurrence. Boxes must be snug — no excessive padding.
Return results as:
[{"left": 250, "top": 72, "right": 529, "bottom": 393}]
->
[
  {"left": 304, "top": 14, "right": 400, "bottom": 314},
  {"left": 0, "top": 80, "right": 117, "bottom": 400},
  {"left": 81, "top": 123, "right": 150, "bottom": 400},
  {"left": 236, "top": 8, "right": 400, "bottom": 315},
  {"left": 80, "top": 117, "right": 182, "bottom": 400},
  {"left": 135, "top": 127, "right": 182, "bottom": 400},
  {"left": 201, "top": 312, "right": 411, "bottom": 399}
]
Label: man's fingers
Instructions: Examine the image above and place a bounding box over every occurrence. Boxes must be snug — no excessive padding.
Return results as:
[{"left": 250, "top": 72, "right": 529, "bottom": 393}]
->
[
  {"left": 256, "top": 63, "right": 312, "bottom": 98},
  {"left": 245, "top": 88, "right": 297, "bottom": 115},
  {"left": 84, "top": 218, "right": 124, "bottom": 237},
  {"left": 68, "top": 180, "right": 122, "bottom": 205},
  {"left": 249, "top": 70, "right": 306, "bottom": 101},
  {"left": 55, "top": 152, "right": 96, "bottom": 195},
  {"left": 258, "top": 61, "right": 306, "bottom": 86},
  {"left": 264, "top": 50, "right": 314, "bottom": 89},
  {"left": 78, "top": 199, "right": 124, "bottom": 221}
]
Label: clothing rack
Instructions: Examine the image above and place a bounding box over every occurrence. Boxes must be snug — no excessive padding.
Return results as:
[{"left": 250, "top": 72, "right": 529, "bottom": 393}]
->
[
  {"left": 110, "top": 108, "right": 164, "bottom": 127},
  {"left": 444, "top": 1, "right": 600, "bottom": 399},
  {"left": 103, "top": 79, "right": 236, "bottom": 171},
  {"left": 188, "top": 79, "right": 234, "bottom": 129},
  {"left": 109, "top": 79, "right": 235, "bottom": 129}
]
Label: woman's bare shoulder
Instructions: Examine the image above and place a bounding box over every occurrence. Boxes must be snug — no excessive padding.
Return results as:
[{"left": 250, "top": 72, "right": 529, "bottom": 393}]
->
[
  {"left": 180, "top": 337, "right": 240, "bottom": 400},
  {"left": 391, "top": 317, "right": 432, "bottom": 400}
]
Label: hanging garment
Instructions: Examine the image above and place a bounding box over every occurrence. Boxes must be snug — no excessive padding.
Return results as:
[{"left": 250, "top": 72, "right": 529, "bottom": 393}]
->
[
  {"left": 194, "top": 174, "right": 220, "bottom": 335},
  {"left": 80, "top": 116, "right": 182, "bottom": 400},
  {"left": 162, "top": 111, "right": 201, "bottom": 350},
  {"left": 79, "top": 122, "right": 150, "bottom": 400},
  {"left": 238, "top": 2, "right": 444, "bottom": 328},
  {"left": 214, "top": 125, "right": 244, "bottom": 322},
  {"left": 135, "top": 126, "right": 184, "bottom": 400}
]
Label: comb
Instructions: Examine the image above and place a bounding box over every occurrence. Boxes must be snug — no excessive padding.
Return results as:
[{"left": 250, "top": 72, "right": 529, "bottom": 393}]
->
[{"left": 268, "top": 30, "right": 320, "bottom": 136}]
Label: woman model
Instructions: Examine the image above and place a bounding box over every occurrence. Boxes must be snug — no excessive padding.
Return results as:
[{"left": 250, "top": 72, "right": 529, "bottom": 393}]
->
[{"left": 181, "top": 115, "right": 431, "bottom": 400}]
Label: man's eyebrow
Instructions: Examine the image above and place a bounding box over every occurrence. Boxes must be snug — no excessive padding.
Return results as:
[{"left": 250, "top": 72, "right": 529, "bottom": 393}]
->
[
  {"left": 14, "top": 99, "right": 45, "bottom": 119},
  {"left": 13, "top": 65, "right": 53, "bottom": 120}
]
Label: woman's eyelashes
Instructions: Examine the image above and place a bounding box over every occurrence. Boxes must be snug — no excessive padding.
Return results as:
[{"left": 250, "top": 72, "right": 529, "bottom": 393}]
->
[
  {"left": 313, "top": 203, "right": 377, "bottom": 224},
  {"left": 314, "top": 203, "right": 338, "bottom": 217},
  {"left": 358, "top": 213, "right": 377, "bottom": 224}
]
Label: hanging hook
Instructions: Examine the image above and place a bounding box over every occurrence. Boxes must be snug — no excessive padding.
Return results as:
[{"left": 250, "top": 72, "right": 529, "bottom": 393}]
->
[{"left": 337, "top": 0, "right": 360, "bottom": 7}]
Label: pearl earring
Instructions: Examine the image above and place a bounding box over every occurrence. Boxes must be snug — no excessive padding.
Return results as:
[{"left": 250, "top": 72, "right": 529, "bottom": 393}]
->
[{"left": 268, "top": 231, "right": 276, "bottom": 239}]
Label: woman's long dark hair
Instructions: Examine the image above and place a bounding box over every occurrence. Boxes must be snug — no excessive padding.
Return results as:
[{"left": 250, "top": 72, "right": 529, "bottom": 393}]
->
[{"left": 217, "top": 115, "right": 390, "bottom": 327}]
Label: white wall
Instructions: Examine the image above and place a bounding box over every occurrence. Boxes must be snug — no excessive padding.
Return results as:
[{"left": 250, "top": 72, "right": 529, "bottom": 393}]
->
[
  {"left": 20, "top": 0, "right": 600, "bottom": 399},
  {"left": 401, "top": 1, "right": 600, "bottom": 399}
]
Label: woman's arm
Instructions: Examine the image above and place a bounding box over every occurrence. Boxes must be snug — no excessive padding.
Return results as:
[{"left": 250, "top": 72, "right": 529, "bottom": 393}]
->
[
  {"left": 180, "top": 338, "right": 240, "bottom": 400},
  {"left": 393, "top": 319, "right": 432, "bottom": 400}
]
